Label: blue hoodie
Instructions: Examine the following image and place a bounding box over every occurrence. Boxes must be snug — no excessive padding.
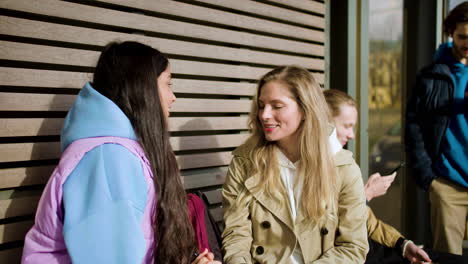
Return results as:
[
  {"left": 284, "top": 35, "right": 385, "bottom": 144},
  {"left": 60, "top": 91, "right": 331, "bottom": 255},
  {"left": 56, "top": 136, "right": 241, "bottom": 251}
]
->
[
  {"left": 60, "top": 83, "right": 148, "bottom": 263},
  {"left": 433, "top": 42, "right": 468, "bottom": 187}
]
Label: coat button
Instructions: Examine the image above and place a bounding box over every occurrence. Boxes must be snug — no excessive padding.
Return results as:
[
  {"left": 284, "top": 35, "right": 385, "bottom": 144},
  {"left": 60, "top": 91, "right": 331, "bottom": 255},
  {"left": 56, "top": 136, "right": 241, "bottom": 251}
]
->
[
  {"left": 320, "top": 227, "right": 329, "bottom": 236},
  {"left": 261, "top": 221, "right": 271, "bottom": 229},
  {"left": 256, "top": 246, "right": 264, "bottom": 255}
]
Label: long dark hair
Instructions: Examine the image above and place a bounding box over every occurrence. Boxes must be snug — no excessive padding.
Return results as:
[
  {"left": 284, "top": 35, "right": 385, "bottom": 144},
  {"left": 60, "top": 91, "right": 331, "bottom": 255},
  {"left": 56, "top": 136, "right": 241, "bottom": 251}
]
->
[{"left": 92, "top": 41, "right": 196, "bottom": 263}]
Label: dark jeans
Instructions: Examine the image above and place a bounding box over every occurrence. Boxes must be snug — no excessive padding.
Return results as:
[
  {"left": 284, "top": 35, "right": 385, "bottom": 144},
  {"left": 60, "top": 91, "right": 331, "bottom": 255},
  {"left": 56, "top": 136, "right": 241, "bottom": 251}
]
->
[{"left": 365, "top": 239, "right": 465, "bottom": 264}]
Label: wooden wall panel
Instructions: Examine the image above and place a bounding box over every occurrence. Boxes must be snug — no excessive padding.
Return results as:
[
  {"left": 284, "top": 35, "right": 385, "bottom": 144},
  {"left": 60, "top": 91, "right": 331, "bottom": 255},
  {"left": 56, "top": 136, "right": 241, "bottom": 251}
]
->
[{"left": 0, "top": 0, "right": 326, "bottom": 261}]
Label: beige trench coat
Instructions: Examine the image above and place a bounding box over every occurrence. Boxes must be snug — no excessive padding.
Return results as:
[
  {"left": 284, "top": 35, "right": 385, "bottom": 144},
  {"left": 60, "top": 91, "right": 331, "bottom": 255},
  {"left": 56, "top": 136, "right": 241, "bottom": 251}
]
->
[
  {"left": 367, "top": 206, "right": 403, "bottom": 248},
  {"left": 222, "top": 145, "right": 369, "bottom": 264}
]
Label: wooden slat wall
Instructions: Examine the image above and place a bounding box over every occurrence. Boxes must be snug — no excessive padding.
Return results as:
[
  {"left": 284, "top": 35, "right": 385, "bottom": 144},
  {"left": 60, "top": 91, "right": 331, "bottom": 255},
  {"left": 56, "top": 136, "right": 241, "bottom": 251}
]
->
[{"left": 0, "top": 0, "right": 326, "bottom": 261}]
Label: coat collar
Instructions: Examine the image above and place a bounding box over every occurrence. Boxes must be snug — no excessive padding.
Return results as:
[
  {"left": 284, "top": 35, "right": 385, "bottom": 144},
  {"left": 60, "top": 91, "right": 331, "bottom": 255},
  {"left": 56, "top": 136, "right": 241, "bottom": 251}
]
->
[{"left": 244, "top": 175, "right": 296, "bottom": 231}]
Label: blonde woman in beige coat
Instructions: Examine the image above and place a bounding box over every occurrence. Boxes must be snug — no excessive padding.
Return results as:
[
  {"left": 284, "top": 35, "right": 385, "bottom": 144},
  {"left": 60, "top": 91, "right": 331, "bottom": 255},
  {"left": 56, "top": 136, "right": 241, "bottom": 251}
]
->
[{"left": 222, "top": 66, "right": 369, "bottom": 264}]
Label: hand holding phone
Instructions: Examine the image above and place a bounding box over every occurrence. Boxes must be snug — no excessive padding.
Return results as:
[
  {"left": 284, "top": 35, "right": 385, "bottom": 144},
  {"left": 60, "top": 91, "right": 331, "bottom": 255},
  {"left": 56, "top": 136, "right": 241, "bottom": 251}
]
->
[{"left": 388, "top": 161, "right": 405, "bottom": 175}]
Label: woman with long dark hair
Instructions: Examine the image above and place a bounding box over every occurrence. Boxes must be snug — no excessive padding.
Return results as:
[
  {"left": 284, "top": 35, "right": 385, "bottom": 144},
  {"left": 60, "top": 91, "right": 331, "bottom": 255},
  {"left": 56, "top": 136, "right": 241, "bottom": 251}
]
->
[{"left": 22, "top": 41, "right": 219, "bottom": 264}]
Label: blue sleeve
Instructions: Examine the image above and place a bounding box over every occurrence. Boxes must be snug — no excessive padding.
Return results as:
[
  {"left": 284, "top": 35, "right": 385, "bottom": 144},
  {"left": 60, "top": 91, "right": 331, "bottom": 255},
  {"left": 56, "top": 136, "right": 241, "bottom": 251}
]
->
[{"left": 62, "top": 143, "right": 148, "bottom": 264}]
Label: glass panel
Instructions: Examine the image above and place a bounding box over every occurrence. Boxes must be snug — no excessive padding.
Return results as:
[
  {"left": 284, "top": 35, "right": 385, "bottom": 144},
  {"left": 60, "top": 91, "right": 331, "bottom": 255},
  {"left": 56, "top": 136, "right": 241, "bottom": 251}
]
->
[
  {"left": 367, "top": 0, "right": 403, "bottom": 230},
  {"left": 449, "top": 0, "right": 465, "bottom": 10}
]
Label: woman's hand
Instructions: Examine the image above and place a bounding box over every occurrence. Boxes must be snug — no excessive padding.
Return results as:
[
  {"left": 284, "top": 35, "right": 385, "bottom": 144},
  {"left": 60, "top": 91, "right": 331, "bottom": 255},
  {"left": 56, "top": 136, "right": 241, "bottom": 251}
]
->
[
  {"left": 404, "top": 242, "right": 432, "bottom": 263},
  {"left": 191, "top": 248, "right": 222, "bottom": 264},
  {"left": 364, "top": 172, "right": 396, "bottom": 201}
]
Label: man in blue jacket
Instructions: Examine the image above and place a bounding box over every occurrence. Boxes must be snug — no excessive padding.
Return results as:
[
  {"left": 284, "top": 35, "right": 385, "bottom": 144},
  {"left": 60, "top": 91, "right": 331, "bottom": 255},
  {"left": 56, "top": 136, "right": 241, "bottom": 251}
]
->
[{"left": 405, "top": 2, "right": 468, "bottom": 256}]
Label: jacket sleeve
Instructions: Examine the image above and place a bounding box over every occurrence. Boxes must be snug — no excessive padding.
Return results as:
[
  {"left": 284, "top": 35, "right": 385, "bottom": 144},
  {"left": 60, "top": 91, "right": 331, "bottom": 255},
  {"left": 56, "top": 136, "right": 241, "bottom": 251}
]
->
[
  {"left": 367, "top": 206, "right": 403, "bottom": 248},
  {"left": 62, "top": 144, "right": 148, "bottom": 264},
  {"left": 313, "top": 162, "right": 369, "bottom": 264},
  {"left": 222, "top": 156, "right": 253, "bottom": 264},
  {"left": 405, "top": 73, "right": 438, "bottom": 190}
]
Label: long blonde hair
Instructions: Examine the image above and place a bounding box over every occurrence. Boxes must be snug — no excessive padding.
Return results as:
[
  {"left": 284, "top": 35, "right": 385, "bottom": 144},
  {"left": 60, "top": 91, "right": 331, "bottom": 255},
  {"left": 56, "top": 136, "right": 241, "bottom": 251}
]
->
[{"left": 245, "top": 65, "right": 337, "bottom": 221}]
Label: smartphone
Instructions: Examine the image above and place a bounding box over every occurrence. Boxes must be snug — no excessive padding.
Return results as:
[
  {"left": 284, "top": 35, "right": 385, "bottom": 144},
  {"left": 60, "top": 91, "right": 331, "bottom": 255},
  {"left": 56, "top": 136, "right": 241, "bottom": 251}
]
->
[{"left": 388, "top": 161, "right": 405, "bottom": 175}]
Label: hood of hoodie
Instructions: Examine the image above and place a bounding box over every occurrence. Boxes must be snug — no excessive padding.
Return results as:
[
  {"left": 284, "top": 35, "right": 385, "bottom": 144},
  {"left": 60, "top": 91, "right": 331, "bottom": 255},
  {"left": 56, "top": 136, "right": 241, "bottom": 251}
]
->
[
  {"left": 433, "top": 42, "right": 466, "bottom": 73},
  {"left": 61, "top": 82, "right": 137, "bottom": 151}
]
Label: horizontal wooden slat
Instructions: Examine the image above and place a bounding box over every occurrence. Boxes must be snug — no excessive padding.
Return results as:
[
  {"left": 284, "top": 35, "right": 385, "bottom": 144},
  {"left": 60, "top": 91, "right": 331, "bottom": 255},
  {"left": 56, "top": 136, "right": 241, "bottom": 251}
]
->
[
  {"left": 0, "top": 220, "right": 33, "bottom": 244},
  {"left": 196, "top": 0, "right": 325, "bottom": 27},
  {"left": 177, "top": 151, "right": 232, "bottom": 170},
  {"left": 1, "top": 0, "right": 322, "bottom": 55},
  {"left": 0, "top": 16, "right": 324, "bottom": 68},
  {"left": 0, "top": 204, "right": 224, "bottom": 233},
  {"left": 210, "top": 206, "right": 224, "bottom": 222},
  {"left": 0, "top": 93, "right": 70, "bottom": 112},
  {"left": 0, "top": 196, "right": 39, "bottom": 219},
  {"left": 0, "top": 67, "right": 257, "bottom": 96},
  {"left": 0, "top": 93, "right": 252, "bottom": 112},
  {"left": 0, "top": 41, "right": 273, "bottom": 80},
  {"left": 0, "top": 165, "right": 229, "bottom": 189},
  {"left": 98, "top": 0, "right": 323, "bottom": 42},
  {"left": 171, "top": 134, "right": 248, "bottom": 151},
  {"left": 0, "top": 180, "right": 227, "bottom": 219},
  {"left": 0, "top": 166, "right": 55, "bottom": 189},
  {"left": 169, "top": 79, "right": 256, "bottom": 96},
  {"left": 0, "top": 142, "right": 61, "bottom": 163},
  {"left": 265, "top": 0, "right": 326, "bottom": 14},
  {"left": 0, "top": 66, "right": 322, "bottom": 93},
  {"left": 0, "top": 118, "right": 64, "bottom": 137},
  {"left": 0, "top": 66, "right": 91, "bottom": 89},
  {"left": 0, "top": 197, "right": 223, "bottom": 223},
  {"left": 0, "top": 116, "right": 249, "bottom": 137},
  {"left": 169, "top": 116, "right": 249, "bottom": 132},
  {"left": 204, "top": 189, "right": 222, "bottom": 205},
  {"left": 0, "top": 248, "right": 22, "bottom": 264},
  {"left": 0, "top": 134, "right": 244, "bottom": 162},
  {"left": 0, "top": 93, "right": 76, "bottom": 112},
  {"left": 182, "top": 167, "right": 228, "bottom": 190}
]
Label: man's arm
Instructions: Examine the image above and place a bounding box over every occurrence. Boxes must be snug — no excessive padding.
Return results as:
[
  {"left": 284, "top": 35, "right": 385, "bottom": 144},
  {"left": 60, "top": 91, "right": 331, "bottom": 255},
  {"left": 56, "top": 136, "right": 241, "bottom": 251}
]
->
[{"left": 405, "top": 73, "right": 438, "bottom": 190}]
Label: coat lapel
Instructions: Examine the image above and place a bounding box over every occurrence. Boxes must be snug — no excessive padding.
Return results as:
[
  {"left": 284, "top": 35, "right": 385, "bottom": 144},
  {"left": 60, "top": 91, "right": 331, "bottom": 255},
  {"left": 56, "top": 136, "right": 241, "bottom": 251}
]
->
[{"left": 244, "top": 176, "right": 295, "bottom": 232}]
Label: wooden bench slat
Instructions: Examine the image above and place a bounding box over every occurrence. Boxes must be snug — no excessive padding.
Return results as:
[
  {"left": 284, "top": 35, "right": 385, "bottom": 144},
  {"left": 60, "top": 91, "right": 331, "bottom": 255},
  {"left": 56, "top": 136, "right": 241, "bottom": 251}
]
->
[
  {"left": 182, "top": 167, "right": 228, "bottom": 190},
  {"left": 0, "top": 67, "right": 257, "bottom": 96},
  {"left": 264, "top": 0, "right": 325, "bottom": 14},
  {"left": 0, "top": 220, "right": 33, "bottom": 244},
  {"left": 0, "top": 41, "right": 274, "bottom": 80},
  {"left": 0, "top": 93, "right": 76, "bottom": 112},
  {"left": 0, "top": 65, "right": 91, "bottom": 89},
  {"left": 0, "top": 65, "right": 323, "bottom": 89},
  {"left": 177, "top": 151, "right": 232, "bottom": 170},
  {"left": 0, "top": 199, "right": 223, "bottom": 224},
  {"left": 0, "top": 118, "right": 64, "bottom": 137},
  {"left": 169, "top": 116, "right": 249, "bottom": 132},
  {"left": 97, "top": 0, "right": 323, "bottom": 42},
  {"left": 0, "top": 196, "right": 40, "bottom": 219},
  {"left": 196, "top": 0, "right": 325, "bottom": 26},
  {"left": 0, "top": 16, "right": 324, "bottom": 68},
  {"left": 0, "top": 165, "right": 229, "bottom": 189},
  {"left": 0, "top": 116, "right": 249, "bottom": 137},
  {"left": 0, "top": 93, "right": 252, "bottom": 112},
  {"left": 0, "top": 142, "right": 61, "bottom": 163},
  {"left": 0, "top": 134, "right": 244, "bottom": 163},
  {"left": 0, "top": 170, "right": 229, "bottom": 219},
  {"left": 209, "top": 207, "right": 224, "bottom": 222},
  {"left": 171, "top": 134, "right": 249, "bottom": 151},
  {"left": 0, "top": 166, "right": 55, "bottom": 189},
  {"left": 1, "top": 0, "right": 322, "bottom": 55},
  {"left": 203, "top": 189, "right": 223, "bottom": 205}
]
